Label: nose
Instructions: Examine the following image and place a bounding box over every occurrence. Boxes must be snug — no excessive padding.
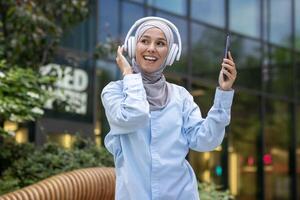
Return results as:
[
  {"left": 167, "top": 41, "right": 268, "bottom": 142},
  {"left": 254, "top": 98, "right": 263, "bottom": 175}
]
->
[{"left": 147, "top": 42, "right": 156, "bottom": 53}]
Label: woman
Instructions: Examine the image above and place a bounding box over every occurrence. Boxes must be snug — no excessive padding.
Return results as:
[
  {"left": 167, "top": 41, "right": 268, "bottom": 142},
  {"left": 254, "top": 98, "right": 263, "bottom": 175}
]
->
[{"left": 101, "top": 16, "right": 237, "bottom": 200}]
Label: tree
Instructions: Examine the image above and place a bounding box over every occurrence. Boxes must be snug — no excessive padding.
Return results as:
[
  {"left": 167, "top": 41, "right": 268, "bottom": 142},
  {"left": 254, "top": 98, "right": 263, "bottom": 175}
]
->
[
  {"left": 0, "top": 0, "right": 89, "bottom": 137},
  {"left": 0, "top": 0, "right": 89, "bottom": 68}
]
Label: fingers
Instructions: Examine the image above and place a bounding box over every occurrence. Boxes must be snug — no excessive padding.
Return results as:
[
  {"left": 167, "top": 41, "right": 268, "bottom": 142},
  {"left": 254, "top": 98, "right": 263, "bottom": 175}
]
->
[
  {"left": 222, "top": 52, "right": 236, "bottom": 78},
  {"left": 222, "top": 68, "right": 234, "bottom": 80},
  {"left": 223, "top": 51, "right": 235, "bottom": 65},
  {"left": 223, "top": 59, "right": 235, "bottom": 67},
  {"left": 222, "top": 63, "right": 236, "bottom": 74},
  {"left": 221, "top": 63, "right": 237, "bottom": 82},
  {"left": 228, "top": 51, "right": 233, "bottom": 61},
  {"left": 117, "top": 45, "right": 123, "bottom": 57},
  {"left": 116, "top": 46, "right": 124, "bottom": 70},
  {"left": 116, "top": 46, "right": 125, "bottom": 62},
  {"left": 116, "top": 46, "right": 132, "bottom": 75},
  {"left": 219, "top": 51, "right": 236, "bottom": 89}
]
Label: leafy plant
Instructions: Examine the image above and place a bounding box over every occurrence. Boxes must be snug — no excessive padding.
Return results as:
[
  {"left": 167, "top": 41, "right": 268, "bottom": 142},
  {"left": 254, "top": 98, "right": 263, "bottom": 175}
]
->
[
  {"left": 198, "top": 182, "right": 234, "bottom": 200},
  {"left": 0, "top": 138, "right": 35, "bottom": 176},
  {"left": 0, "top": 60, "right": 56, "bottom": 121},
  {"left": 0, "top": 0, "right": 89, "bottom": 69},
  {"left": 0, "top": 0, "right": 89, "bottom": 137},
  {"left": 0, "top": 136, "right": 114, "bottom": 195}
]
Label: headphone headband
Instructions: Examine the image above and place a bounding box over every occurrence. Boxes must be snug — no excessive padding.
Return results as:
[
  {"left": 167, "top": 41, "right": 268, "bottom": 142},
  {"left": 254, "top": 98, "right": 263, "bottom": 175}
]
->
[{"left": 124, "top": 16, "right": 182, "bottom": 61}]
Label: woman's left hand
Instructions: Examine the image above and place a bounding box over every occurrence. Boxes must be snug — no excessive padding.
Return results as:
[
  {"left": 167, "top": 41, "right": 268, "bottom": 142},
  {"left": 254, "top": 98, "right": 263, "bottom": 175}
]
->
[{"left": 218, "top": 51, "right": 237, "bottom": 91}]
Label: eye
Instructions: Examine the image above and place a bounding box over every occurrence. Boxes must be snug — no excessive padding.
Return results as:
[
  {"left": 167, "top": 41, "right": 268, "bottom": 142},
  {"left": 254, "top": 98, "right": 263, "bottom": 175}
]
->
[
  {"left": 140, "top": 39, "right": 149, "bottom": 44},
  {"left": 157, "top": 41, "right": 166, "bottom": 47}
]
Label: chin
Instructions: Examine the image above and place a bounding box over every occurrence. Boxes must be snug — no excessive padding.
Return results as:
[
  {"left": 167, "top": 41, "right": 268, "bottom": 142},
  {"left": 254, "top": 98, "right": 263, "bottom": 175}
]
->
[
  {"left": 140, "top": 63, "right": 162, "bottom": 73},
  {"left": 140, "top": 67, "right": 154, "bottom": 73}
]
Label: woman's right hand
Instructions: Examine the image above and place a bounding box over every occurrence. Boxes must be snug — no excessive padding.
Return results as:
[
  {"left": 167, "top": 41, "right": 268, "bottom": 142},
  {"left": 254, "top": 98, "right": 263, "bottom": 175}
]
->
[{"left": 116, "top": 46, "right": 133, "bottom": 76}]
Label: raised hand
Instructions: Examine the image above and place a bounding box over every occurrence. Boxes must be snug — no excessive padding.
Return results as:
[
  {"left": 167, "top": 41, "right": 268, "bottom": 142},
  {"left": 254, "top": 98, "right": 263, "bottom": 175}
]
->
[
  {"left": 116, "top": 46, "right": 133, "bottom": 76},
  {"left": 218, "top": 51, "right": 237, "bottom": 90}
]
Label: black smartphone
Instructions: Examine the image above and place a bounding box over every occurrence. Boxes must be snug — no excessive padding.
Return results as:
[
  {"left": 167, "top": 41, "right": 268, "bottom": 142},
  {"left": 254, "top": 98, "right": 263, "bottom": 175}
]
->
[
  {"left": 223, "top": 34, "right": 231, "bottom": 80},
  {"left": 224, "top": 34, "right": 230, "bottom": 59}
]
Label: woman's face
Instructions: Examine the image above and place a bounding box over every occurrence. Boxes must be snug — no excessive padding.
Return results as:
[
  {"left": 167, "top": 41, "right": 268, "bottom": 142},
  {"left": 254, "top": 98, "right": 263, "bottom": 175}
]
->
[{"left": 135, "top": 28, "right": 169, "bottom": 73}]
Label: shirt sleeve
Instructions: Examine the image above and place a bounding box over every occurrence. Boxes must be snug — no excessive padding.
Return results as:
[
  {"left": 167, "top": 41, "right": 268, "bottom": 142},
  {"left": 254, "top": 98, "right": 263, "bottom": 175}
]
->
[
  {"left": 101, "top": 73, "right": 150, "bottom": 134},
  {"left": 182, "top": 87, "right": 234, "bottom": 152}
]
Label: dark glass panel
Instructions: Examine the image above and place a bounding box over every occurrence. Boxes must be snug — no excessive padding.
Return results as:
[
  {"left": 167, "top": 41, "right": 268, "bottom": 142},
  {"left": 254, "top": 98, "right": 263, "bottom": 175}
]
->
[
  {"left": 99, "top": 0, "right": 119, "bottom": 42},
  {"left": 297, "top": 54, "right": 300, "bottom": 101},
  {"left": 188, "top": 83, "right": 223, "bottom": 185},
  {"left": 230, "top": 0, "right": 260, "bottom": 38},
  {"left": 191, "top": 0, "right": 225, "bottom": 28},
  {"left": 121, "top": 2, "right": 145, "bottom": 39},
  {"left": 61, "top": 1, "right": 97, "bottom": 52},
  {"left": 229, "top": 92, "right": 260, "bottom": 199},
  {"left": 129, "top": 0, "right": 144, "bottom": 3},
  {"left": 296, "top": 0, "right": 300, "bottom": 50},
  {"left": 266, "top": 47, "right": 292, "bottom": 97},
  {"left": 147, "top": 0, "right": 187, "bottom": 16},
  {"left": 191, "top": 23, "right": 224, "bottom": 82},
  {"left": 270, "top": 0, "right": 292, "bottom": 47},
  {"left": 191, "top": 23, "right": 261, "bottom": 90},
  {"left": 297, "top": 105, "right": 300, "bottom": 200},
  {"left": 264, "top": 99, "right": 290, "bottom": 200},
  {"left": 230, "top": 36, "right": 261, "bottom": 90}
]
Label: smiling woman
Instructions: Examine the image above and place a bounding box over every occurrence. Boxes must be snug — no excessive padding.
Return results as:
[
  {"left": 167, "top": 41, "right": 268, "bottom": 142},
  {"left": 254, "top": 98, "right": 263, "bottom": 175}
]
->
[
  {"left": 135, "top": 28, "right": 169, "bottom": 73},
  {"left": 101, "top": 16, "right": 237, "bottom": 200}
]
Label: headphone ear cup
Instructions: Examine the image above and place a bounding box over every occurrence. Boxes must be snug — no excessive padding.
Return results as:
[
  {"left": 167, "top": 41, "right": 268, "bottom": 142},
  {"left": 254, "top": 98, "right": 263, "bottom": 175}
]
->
[
  {"left": 127, "top": 37, "right": 136, "bottom": 59},
  {"left": 166, "top": 44, "right": 178, "bottom": 66}
]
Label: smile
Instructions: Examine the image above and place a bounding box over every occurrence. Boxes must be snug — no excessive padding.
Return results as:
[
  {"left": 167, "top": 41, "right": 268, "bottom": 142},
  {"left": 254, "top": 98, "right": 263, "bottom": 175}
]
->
[{"left": 143, "top": 56, "right": 158, "bottom": 62}]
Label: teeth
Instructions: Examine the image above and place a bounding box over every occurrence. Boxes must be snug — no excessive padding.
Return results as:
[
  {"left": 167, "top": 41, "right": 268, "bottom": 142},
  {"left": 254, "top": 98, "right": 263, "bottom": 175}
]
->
[{"left": 144, "top": 56, "right": 157, "bottom": 61}]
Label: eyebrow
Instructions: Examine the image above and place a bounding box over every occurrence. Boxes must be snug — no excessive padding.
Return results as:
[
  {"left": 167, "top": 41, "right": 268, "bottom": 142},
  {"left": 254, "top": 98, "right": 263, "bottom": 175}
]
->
[{"left": 141, "top": 35, "right": 167, "bottom": 42}]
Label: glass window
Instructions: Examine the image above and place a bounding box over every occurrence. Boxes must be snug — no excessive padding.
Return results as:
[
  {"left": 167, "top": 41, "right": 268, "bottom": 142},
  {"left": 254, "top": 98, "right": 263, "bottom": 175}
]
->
[
  {"left": 230, "top": 0, "right": 260, "bottom": 38},
  {"left": 267, "top": 47, "right": 293, "bottom": 97},
  {"left": 262, "top": 0, "right": 268, "bottom": 41},
  {"left": 191, "top": 23, "right": 224, "bottom": 82},
  {"left": 297, "top": 54, "right": 300, "bottom": 101},
  {"left": 47, "top": 133, "right": 76, "bottom": 149},
  {"left": 270, "top": 0, "right": 292, "bottom": 47},
  {"left": 229, "top": 92, "right": 260, "bottom": 199},
  {"left": 147, "top": 0, "right": 187, "bottom": 16},
  {"left": 61, "top": 1, "right": 97, "bottom": 52},
  {"left": 145, "top": 6, "right": 156, "bottom": 16},
  {"left": 121, "top": 2, "right": 145, "bottom": 39},
  {"left": 129, "top": 0, "right": 144, "bottom": 3},
  {"left": 296, "top": 0, "right": 300, "bottom": 50},
  {"left": 99, "top": 0, "right": 119, "bottom": 42},
  {"left": 191, "top": 0, "right": 225, "bottom": 28},
  {"left": 188, "top": 85, "right": 223, "bottom": 185},
  {"left": 297, "top": 105, "right": 300, "bottom": 200},
  {"left": 230, "top": 35, "right": 261, "bottom": 90},
  {"left": 96, "top": 67, "right": 112, "bottom": 144},
  {"left": 61, "top": 21, "right": 93, "bottom": 52},
  {"left": 156, "top": 12, "right": 188, "bottom": 74},
  {"left": 264, "top": 100, "right": 291, "bottom": 200}
]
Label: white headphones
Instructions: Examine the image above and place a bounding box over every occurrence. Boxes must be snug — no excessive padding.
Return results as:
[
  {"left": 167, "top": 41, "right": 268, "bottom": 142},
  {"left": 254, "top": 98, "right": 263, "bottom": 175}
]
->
[{"left": 123, "top": 16, "right": 182, "bottom": 66}]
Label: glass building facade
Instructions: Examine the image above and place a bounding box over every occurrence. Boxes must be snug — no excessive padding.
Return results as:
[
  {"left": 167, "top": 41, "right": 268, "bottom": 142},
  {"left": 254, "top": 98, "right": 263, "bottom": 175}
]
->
[
  {"left": 96, "top": 1, "right": 300, "bottom": 199},
  {"left": 13, "top": 0, "right": 298, "bottom": 199}
]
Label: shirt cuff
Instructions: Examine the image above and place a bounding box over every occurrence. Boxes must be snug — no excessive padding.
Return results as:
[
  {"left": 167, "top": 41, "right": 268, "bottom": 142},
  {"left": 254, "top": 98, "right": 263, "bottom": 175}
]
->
[
  {"left": 123, "top": 73, "right": 146, "bottom": 97},
  {"left": 213, "top": 87, "right": 234, "bottom": 109},
  {"left": 123, "top": 73, "right": 143, "bottom": 88}
]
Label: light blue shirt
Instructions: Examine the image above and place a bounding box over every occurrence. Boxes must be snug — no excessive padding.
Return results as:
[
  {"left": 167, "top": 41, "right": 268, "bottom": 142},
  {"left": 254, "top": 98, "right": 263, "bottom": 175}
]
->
[{"left": 101, "top": 73, "right": 234, "bottom": 200}]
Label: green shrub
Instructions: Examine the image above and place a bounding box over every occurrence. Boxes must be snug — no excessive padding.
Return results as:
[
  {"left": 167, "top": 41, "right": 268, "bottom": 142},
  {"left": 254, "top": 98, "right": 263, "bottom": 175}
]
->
[
  {"left": 199, "top": 181, "right": 234, "bottom": 200},
  {"left": 0, "top": 136, "right": 114, "bottom": 195},
  {"left": 0, "top": 137, "right": 234, "bottom": 199},
  {"left": 0, "top": 138, "right": 35, "bottom": 176}
]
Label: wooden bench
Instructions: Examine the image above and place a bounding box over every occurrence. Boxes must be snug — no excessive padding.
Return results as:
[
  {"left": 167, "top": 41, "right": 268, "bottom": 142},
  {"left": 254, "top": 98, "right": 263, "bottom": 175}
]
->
[{"left": 0, "top": 167, "right": 115, "bottom": 200}]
